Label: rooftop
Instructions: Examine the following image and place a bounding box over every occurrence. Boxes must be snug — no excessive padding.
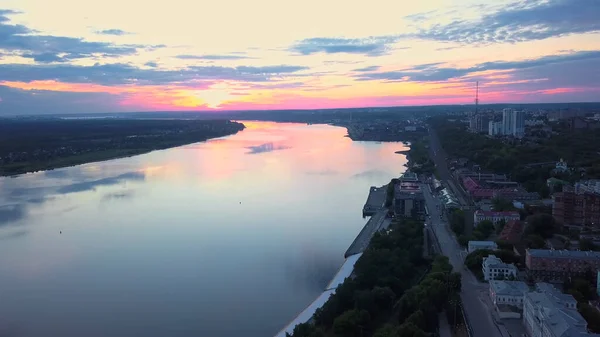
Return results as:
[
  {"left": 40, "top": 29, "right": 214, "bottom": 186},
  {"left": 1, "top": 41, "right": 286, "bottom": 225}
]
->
[
  {"left": 483, "top": 255, "right": 518, "bottom": 270},
  {"left": 395, "top": 182, "right": 422, "bottom": 195},
  {"left": 469, "top": 240, "right": 498, "bottom": 247},
  {"left": 499, "top": 220, "right": 524, "bottom": 243},
  {"left": 490, "top": 280, "right": 529, "bottom": 297},
  {"left": 399, "top": 172, "right": 419, "bottom": 182},
  {"left": 527, "top": 249, "right": 600, "bottom": 259},
  {"left": 526, "top": 283, "right": 593, "bottom": 337},
  {"left": 475, "top": 210, "right": 520, "bottom": 217}
]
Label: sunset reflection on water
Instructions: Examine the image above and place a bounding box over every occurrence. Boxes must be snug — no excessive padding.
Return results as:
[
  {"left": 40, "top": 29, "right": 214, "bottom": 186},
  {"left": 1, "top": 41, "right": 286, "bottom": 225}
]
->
[{"left": 0, "top": 121, "right": 407, "bottom": 337}]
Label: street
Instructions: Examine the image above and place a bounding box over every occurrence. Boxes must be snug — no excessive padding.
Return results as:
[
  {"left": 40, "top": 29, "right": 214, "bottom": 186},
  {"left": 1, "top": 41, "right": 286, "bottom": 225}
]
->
[
  {"left": 427, "top": 127, "right": 471, "bottom": 206},
  {"left": 422, "top": 183, "right": 502, "bottom": 337}
]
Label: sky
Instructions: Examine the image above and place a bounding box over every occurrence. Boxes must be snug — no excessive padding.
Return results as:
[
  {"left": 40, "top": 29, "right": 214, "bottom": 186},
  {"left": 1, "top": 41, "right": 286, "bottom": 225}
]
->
[{"left": 0, "top": 0, "right": 599, "bottom": 114}]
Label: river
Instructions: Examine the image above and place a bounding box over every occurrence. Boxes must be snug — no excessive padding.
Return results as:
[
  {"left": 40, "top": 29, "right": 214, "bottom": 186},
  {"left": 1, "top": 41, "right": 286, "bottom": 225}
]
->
[{"left": 0, "top": 121, "right": 407, "bottom": 337}]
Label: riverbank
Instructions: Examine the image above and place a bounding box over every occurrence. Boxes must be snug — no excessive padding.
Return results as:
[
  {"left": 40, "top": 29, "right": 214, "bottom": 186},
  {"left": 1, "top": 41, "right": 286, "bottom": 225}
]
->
[{"left": 0, "top": 119, "right": 245, "bottom": 176}]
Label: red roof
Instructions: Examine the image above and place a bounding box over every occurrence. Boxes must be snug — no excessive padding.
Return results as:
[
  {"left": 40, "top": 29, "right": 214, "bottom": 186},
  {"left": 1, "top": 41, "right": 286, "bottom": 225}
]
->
[
  {"left": 462, "top": 177, "right": 480, "bottom": 192},
  {"left": 499, "top": 220, "right": 524, "bottom": 243}
]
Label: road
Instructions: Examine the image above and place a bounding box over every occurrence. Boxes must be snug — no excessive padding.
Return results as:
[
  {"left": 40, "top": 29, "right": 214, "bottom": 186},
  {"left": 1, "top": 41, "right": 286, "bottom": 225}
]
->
[
  {"left": 427, "top": 127, "right": 471, "bottom": 206},
  {"left": 423, "top": 183, "right": 502, "bottom": 337},
  {"left": 344, "top": 209, "right": 388, "bottom": 257}
]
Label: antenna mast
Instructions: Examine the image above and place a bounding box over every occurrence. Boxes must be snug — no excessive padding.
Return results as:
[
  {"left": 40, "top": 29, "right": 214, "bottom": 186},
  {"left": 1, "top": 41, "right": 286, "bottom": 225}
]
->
[{"left": 475, "top": 81, "right": 479, "bottom": 114}]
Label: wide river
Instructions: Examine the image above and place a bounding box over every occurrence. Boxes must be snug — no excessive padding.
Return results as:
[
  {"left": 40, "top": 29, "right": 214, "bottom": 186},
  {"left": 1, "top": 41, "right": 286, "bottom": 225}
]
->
[{"left": 0, "top": 121, "right": 407, "bottom": 337}]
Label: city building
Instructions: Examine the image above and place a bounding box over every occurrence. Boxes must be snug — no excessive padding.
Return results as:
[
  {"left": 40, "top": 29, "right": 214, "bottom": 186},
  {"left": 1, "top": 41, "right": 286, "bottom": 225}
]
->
[
  {"left": 526, "top": 249, "right": 600, "bottom": 282},
  {"left": 522, "top": 283, "right": 599, "bottom": 337},
  {"left": 500, "top": 108, "right": 526, "bottom": 137},
  {"left": 597, "top": 270, "right": 600, "bottom": 297},
  {"left": 499, "top": 220, "right": 524, "bottom": 244},
  {"left": 468, "top": 240, "right": 498, "bottom": 253},
  {"left": 489, "top": 280, "right": 529, "bottom": 308},
  {"left": 399, "top": 171, "right": 419, "bottom": 182},
  {"left": 512, "top": 110, "right": 525, "bottom": 138},
  {"left": 476, "top": 114, "right": 489, "bottom": 133},
  {"left": 393, "top": 181, "right": 425, "bottom": 219},
  {"left": 440, "top": 188, "right": 460, "bottom": 209},
  {"left": 574, "top": 180, "right": 600, "bottom": 195},
  {"left": 482, "top": 255, "right": 518, "bottom": 281},
  {"left": 488, "top": 121, "right": 503, "bottom": 136},
  {"left": 502, "top": 108, "right": 515, "bottom": 136},
  {"left": 555, "top": 158, "right": 568, "bottom": 173},
  {"left": 553, "top": 191, "right": 600, "bottom": 226},
  {"left": 474, "top": 210, "right": 520, "bottom": 225}
]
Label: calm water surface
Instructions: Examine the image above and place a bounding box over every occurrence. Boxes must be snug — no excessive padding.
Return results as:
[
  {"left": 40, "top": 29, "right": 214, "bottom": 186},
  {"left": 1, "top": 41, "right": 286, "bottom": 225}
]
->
[{"left": 0, "top": 121, "right": 407, "bottom": 337}]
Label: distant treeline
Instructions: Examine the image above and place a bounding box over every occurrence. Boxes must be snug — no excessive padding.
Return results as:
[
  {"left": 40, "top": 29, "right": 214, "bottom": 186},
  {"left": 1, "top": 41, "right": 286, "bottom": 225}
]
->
[{"left": 0, "top": 119, "right": 244, "bottom": 176}]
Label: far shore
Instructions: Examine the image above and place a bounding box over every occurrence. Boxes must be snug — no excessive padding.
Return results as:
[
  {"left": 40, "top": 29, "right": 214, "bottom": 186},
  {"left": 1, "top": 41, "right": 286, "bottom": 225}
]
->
[{"left": 0, "top": 119, "right": 245, "bottom": 177}]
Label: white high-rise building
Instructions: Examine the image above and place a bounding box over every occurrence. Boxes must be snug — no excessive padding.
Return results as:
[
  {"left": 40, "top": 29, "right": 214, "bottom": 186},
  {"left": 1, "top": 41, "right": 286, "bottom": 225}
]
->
[
  {"left": 501, "top": 109, "right": 526, "bottom": 137},
  {"left": 512, "top": 110, "right": 525, "bottom": 138},
  {"left": 502, "top": 108, "right": 514, "bottom": 136},
  {"left": 488, "top": 121, "right": 503, "bottom": 136}
]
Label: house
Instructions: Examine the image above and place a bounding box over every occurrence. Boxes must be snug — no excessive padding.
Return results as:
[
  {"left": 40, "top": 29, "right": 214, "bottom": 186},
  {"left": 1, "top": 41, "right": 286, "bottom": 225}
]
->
[
  {"left": 499, "top": 220, "right": 524, "bottom": 244},
  {"left": 555, "top": 158, "right": 568, "bottom": 173},
  {"left": 522, "top": 283, "right": 598, "bottom": 337},
  {"left": 468, "top": 241, "right": 498, "bottom": 253},
  {"left": 474, "top": 210, "right": 520, "bottom": 226},
  {"left": 482, "top": 255, "right": 518, "bottom": 281},
  {"left": 489, "top": 280, "right": 529, "bottom": 309}
]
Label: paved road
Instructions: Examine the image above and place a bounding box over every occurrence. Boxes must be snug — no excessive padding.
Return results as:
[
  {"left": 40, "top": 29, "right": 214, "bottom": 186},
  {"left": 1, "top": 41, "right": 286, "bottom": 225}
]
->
[
  {"left": 345, "top": 209, "right": 388, "bottom": 257},
  {"left": 423, "top": 184, "right": 502, "bottom": 337},
  {"left": 427, "top": 127, "right": 471, "bottom": 206}
]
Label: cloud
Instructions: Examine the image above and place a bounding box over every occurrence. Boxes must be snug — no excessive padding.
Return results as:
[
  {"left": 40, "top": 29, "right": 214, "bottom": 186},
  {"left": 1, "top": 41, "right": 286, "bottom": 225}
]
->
[
  {"left": 353, "top": 66, "right": 380, "bottom": 72},
  {"left": 175, "top": 54, "right": 252, "bottom": 60},
  {"left": 289, "top": 36, "right": 402, "bottom": 56},
  {"left": 356, "top": 50, "right": 600, "bottom": 82},
  {"left": 0, "top": 62, "right": 309, "bottom": 86},
  {"left": 144, "top": 61, "right": 158, "bottom": 67},
  {"left": 0, "top": 10, "right": 141, "bottom": 61},
  {"left": 416, "top": 0, "right": 600, "bottom": 44},
  {"left": 95, "top": 29, "right": 131, "bottom": 36},
  {"left": 56, "top": 172, "right": 145, "bottom": 194},
  {"left": 101, "top": 190, "right": 135, "bottom": 202},
  {"left": 0, "top": 204, "right": 26, "bottom": 226},
  {"left": 246, "top": 142, "right": 290, "bottom": 154}
]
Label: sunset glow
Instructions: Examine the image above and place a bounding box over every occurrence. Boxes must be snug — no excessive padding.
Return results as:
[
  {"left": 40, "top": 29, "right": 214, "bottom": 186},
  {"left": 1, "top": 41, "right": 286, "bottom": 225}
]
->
[{"left": 0, "top": 0, "right": 599, "bottom": 114}]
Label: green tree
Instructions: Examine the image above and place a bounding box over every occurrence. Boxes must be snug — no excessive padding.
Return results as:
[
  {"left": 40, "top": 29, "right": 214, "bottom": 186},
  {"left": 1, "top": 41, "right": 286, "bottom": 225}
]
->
[
  {"left": 495, "top": 219, "right": 507, "bottom": 234},
  {"left": 579, "top": 238, "right": 598, "bottom": 251},
  {"left": 492, "top": 198, "right": 516, "bottom": 211},
  {"left": 572, "top": 279, "right": 595, "bottom": 301},
  {"left": 457, "top": 235, "right": 470, "bottom": 247},
  {"left": 525, "top": 213, "right": 558, "bottom": 238},
  {"left": 579, "top": 303, "right": 600, "bottom": 333},
  {"left": 373, "top": 325, "right": 398, "bottom": 337},
  {"left": 525, "top": 234, "right": 547, "bottom": 249},
  {"left": 397, "top": 322, "right": 427, "bottom": 337},
  {"left": 476, "top": 220, "right": 495, "bottom": 238},
  {"left": 332, "top": 309, "right": 370, "bottom": 337},
  {"left": 450, "top": 209, "right": 466, "bottom": 235}
]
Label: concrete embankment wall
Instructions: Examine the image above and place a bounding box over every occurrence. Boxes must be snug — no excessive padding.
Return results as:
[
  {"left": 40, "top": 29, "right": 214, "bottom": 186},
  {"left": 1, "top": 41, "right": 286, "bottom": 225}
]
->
[{"left": 274, "top": 253, "right": 363, "bottom": 337}]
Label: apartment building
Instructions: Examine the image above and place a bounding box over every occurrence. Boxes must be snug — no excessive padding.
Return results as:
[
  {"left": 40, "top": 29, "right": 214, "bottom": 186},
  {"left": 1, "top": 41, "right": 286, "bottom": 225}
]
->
[
  {"left": 553, "top": 191, "right": 600, "bottom": 226},
  {"left": 526, "top": 249, "right": 600, "bottom": 282}
]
